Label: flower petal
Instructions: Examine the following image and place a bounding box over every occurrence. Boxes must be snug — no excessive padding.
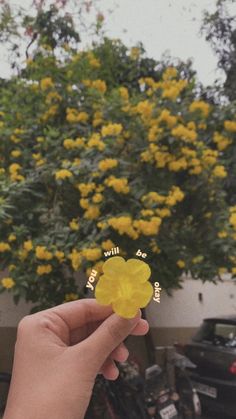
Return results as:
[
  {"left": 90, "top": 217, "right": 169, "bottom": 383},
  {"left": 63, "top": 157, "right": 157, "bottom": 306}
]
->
[
  {"left": 112, "top": 298, "right": 139, "bottom": 319},
  {"left": 126, "top": 258, "right": 151, "bottom": 282},
  {"left": 131, "top": 281, "right": 153, "bottom": 307},
  {"left": 95, "top": 275, "right": 114, "bottom": 305},
  {"left": 102, "top": 256, "right": 127, "bottom": 278}
]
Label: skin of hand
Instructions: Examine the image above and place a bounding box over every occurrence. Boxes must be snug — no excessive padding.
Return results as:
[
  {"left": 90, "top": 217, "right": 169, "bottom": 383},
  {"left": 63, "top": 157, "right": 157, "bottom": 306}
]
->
[{"left": 3, "top": 298, "right": 149, "bottom": 419}]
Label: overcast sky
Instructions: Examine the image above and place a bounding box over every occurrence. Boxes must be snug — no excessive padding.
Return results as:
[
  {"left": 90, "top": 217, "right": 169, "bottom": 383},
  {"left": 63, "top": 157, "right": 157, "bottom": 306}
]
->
[{"left": 1, "top": 0, "right": 235, "bottom": 85}]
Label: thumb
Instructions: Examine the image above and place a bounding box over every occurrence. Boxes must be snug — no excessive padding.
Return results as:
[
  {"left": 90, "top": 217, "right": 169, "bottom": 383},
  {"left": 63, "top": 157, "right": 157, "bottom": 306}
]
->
[{"left": 84, "top": 309, "right": 141, "bottom": 369}]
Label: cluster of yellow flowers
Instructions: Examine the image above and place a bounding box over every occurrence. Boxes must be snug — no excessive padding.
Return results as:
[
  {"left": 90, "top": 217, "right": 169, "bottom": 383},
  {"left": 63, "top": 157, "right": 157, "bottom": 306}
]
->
[
  {"left": 133, "top": 217, "right": 162, "bottom": 236},
  {"left": 107, "top": 216, "right": 137, "bottom": 239},
  {"left": 40, "top": 77, "right": 54, "bottom": 91},
  {"left": 171, "top": 124, "right": 197, "bottom": 142},
  {"left": 76, "top": 182, "right": 96, "bottom": 197},
  {"left": 41, "top": 105, "right": 58, "bottom": 122},
  {"left": 101, "top": 123, "right": 123, "bottom": 137},
  {"left": 189, "top": 101, "right": 210, "bottom": 118},
  {"left": 213, "top": 132, "right": 232, "bottom": 151},
  {"left": 87, "top": 133, "right": 105, "bottom": 151},
  {"left": 66, "top": 108, "right": 89, "bottom": 124},
  {"left": 55, "top": 169, "right": 73, "bottom": 180},
  {"left": 82, "top": 248, "right": 102, "bottom": 261},
  {"left": 104, "top": 176, "right": 130, "bottom": 194},
  {"left": 8, "top": 163, "right": 25, "bottom": 182},
  {"left": 35, "top": 245, "right": 53, "bottom": 260},
  {"left": 98, "top": 158, "right": 118, "bottom": 171},
  {"left": 224, "top": 120, "right": 236, "bottom": 132},
  {"left": 63, "top": 137, "right": 85, "bottom": 150},
  {"left": 139, "top": 67, "right": 187, "bottom": 101},
  {"left": 1, "top": 277, "right": 15, "bottom": 289},
  {"left": 45, "top": 91, "right": 62, "bottom": 105},
  {"left": 82, "top": 79, "right": 107, "bottom": 94}
]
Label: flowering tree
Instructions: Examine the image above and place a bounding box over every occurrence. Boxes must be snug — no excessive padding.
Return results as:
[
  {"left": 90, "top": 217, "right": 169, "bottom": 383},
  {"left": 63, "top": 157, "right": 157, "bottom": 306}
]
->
[{"left": 0, "top": 2, "right": 236, "bottom": 312}]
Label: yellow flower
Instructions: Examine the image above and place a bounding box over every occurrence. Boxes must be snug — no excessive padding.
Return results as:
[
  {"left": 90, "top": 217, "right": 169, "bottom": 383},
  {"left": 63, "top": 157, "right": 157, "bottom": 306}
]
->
[
  {"left": 163, "top": 67, "right": 178, "bottom": 80},
  {"left": 101, "top": 239, "right": 115, "bottom": 250},
  {"left": 69, "top": 219, "right": 79, "bottom": 231},
  {"left": 11, "top": 150, "right": 22, "bottom": 158},
  {"left": 189, "top": 101, "right": 210, "bottom": 118},
  {"left": 55, "top": 169, "right": 73, "bottom": 180},
  {"left": 108, "top": 216, "right": 138, "bottom": 239},
  {"left": 119, "top": 87, "right": 129, "bottom": 100},
  {"left": 23, "top": 240, "right": 33, "bottom": 251},
  {"left": 224, "top": 120, "right": 236, "bottom": 132},
  {"left": 35, "top": 246, "right": 53, "bottom": 260},
  {"left": 37, "top": 265, "right": 53, "bottom": 275},
  {"left": 231, "top": 267, "right": 236, "bottom": 275},
  {"left": 68, "top": 249, "right": 81, "bottom": 271},
  {"left": 1, "top": 277, "right": 15, "bottom": 289},
  {"left": 92, "top": 193, "right": 103, "bottom": 203},
  {"left": 87, "top": 133, "right": 105, "bottom": 150},
  {"left": 77, "top": 182, "right": 96, "bottom": 197},
  {"left": 212, "top": 165, "right": 227, "bottom": 178},
  {"left": 8, "top": 264, "right": 16, "bottom": 271},
  {"left": 79, "top": 198, "right": 89, "bottom": 209},
  {"left": 82, "top": 248, "right": 102, "bottom": 261},
  {"left": 101, "top": 124, "right": 123, "bottom": 137},
  {"left": 95, "top": 256, "right": 153, "bottom": 318},
  {"left": 84, "top": 205, "right": 100, "bottom": 220},
  {"left": 98, "top": 158, "right": 118, "bottom": 171},
  {"left": 0, "top": 242, "right": 11, "bottom": 252},
  {"left": 8, "top": 234, "right": 16, "bottom": 242},
  {"left": 64, "top": 293, "right": 79, "bottom": 302},
  {"left": 177, "top": 259, "right": 185, "bottom": 268},
  {"left": 218, "top": 231, "right": 228, "bottom": 238},
  {"left": 171, "top": 124, "right": 197, "bottom": 142},
  {"left": 104, "top": 176, "right": 130, "bottom": 194},
  {"left": 40, "top": 77, "right": 54, "bottom": 91},
  {"left": 91, "top": 79, "right": 107, "bottom": 93},
  {"left": 133, "top": 217, "right": 162, "bottom": 236},
  {"left": 229, "top": 213, "right": 236, "bottom": 229},
  {"left": 54, "top": 250, "right": 65, "bottom": 262},
  {"left": 192, "top": 255, "right": 204, "bottom": 264}
]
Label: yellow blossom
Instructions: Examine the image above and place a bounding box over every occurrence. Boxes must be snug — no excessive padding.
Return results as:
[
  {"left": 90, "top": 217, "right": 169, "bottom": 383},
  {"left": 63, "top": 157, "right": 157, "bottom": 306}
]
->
[
  {"left": 35, "top": 245, "right": 53, "bottom": 260},
  {"left": 54, "top": 250, "right": 65, "bottom": 262},
  {"left": 84, "top": 206, "right": 100, "bottom": 220},
  {"left": 172, "top": 124, "right": 197, "bottom": 142},
  {"left": 224, "top": 120, "right": 236, "bottom": 132},
  {"left": 133, "top": 217, "right": 162, "bottom": 236},
  {"left": 218, "top": 267, "right": 227, "bottom": 275},
  {"left": 55, "top": 169, "right": 73, "bottom": 180},
  {"left": 218, "top": 231, "right": 228, "bottom": 238},
  {"left": 92, "top": 193, "right": 103, "bottom": 203},
  {"left": 69, "top": 219, "right": 79, "bottom": 231},
  {"left": 177, "top": 259, "right": 185, "bottom": 268},
  {"left": 11, "top": 150, "right": 22, "bottom": 158},
  {"left": 0, "top": 242, "right": 11, "bottom": 252},
  {"left": 1, "top": 277, "right": 15, "bottom": 288},
  {"left": 23, "top": 240, "right": 33, "bottom": 251},
  {"left": 101, "top": 124, "right": 123, "bottom": 137},
  {"left": 82, "top": 248, "right": 102, "bottom": 261},
  {"left": 95, "top": 256, "right": 153, "bottom": 318},
  {"left": 212, "top": 165, "right": 227, "bottom": 178},
  {"left": 8, "top": 234, "right": 16, "bottom": 242},
  {"left": 87, "top": 133, "right": 105, "bottom": 150},
  {"left": 101, "top": 239, "right": 115, "bottom": 250},
  {"left": 104, "top": 176, "right": 130, "bottom": 194},
  {"left": 108, "top": 216, "right": 138, "bottom": 239},
  {"left": 98, "top": 158, "right": 118, "bottom": 171},
  {"left": 37, "top": 265, "right": 53, "bottom": 275},
  {"left": 77, "top": 182, "right": 96, "bottom": 197},
  {"left": 189, "top": 101, "right": 210, "bottom": 118},
  {"left": 68, "top": 248, "right": 82, "bottom": 271},
  {"left": 40, "top": 77, "right": 54, "bottom": 90}
]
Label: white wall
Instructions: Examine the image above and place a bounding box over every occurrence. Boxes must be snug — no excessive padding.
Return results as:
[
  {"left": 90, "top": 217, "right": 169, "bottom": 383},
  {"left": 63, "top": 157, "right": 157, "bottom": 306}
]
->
[
  {"left": 146, "top": 276, "right": 236, "bottom": 328},
  {"left": 1, "top": 274, "right": 236, "bottom": 328}
]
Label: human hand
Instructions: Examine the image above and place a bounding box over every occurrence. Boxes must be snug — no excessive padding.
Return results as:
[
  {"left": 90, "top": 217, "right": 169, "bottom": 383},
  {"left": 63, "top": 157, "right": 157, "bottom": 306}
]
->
[{"left": 3, "top": 298, "right": 149, "bottom": 419}]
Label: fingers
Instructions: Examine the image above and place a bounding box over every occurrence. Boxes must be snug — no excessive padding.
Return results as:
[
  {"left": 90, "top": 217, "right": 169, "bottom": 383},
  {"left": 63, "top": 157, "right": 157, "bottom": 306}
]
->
[
  {"left": 100, "top": 358, "right": 119, "bottom": 380},
  {"left": 70, "top": 318, "right": 149, "bottom": 345},
  {"left": 81, "top": 310, "right": 141, "bottom": 370}
]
